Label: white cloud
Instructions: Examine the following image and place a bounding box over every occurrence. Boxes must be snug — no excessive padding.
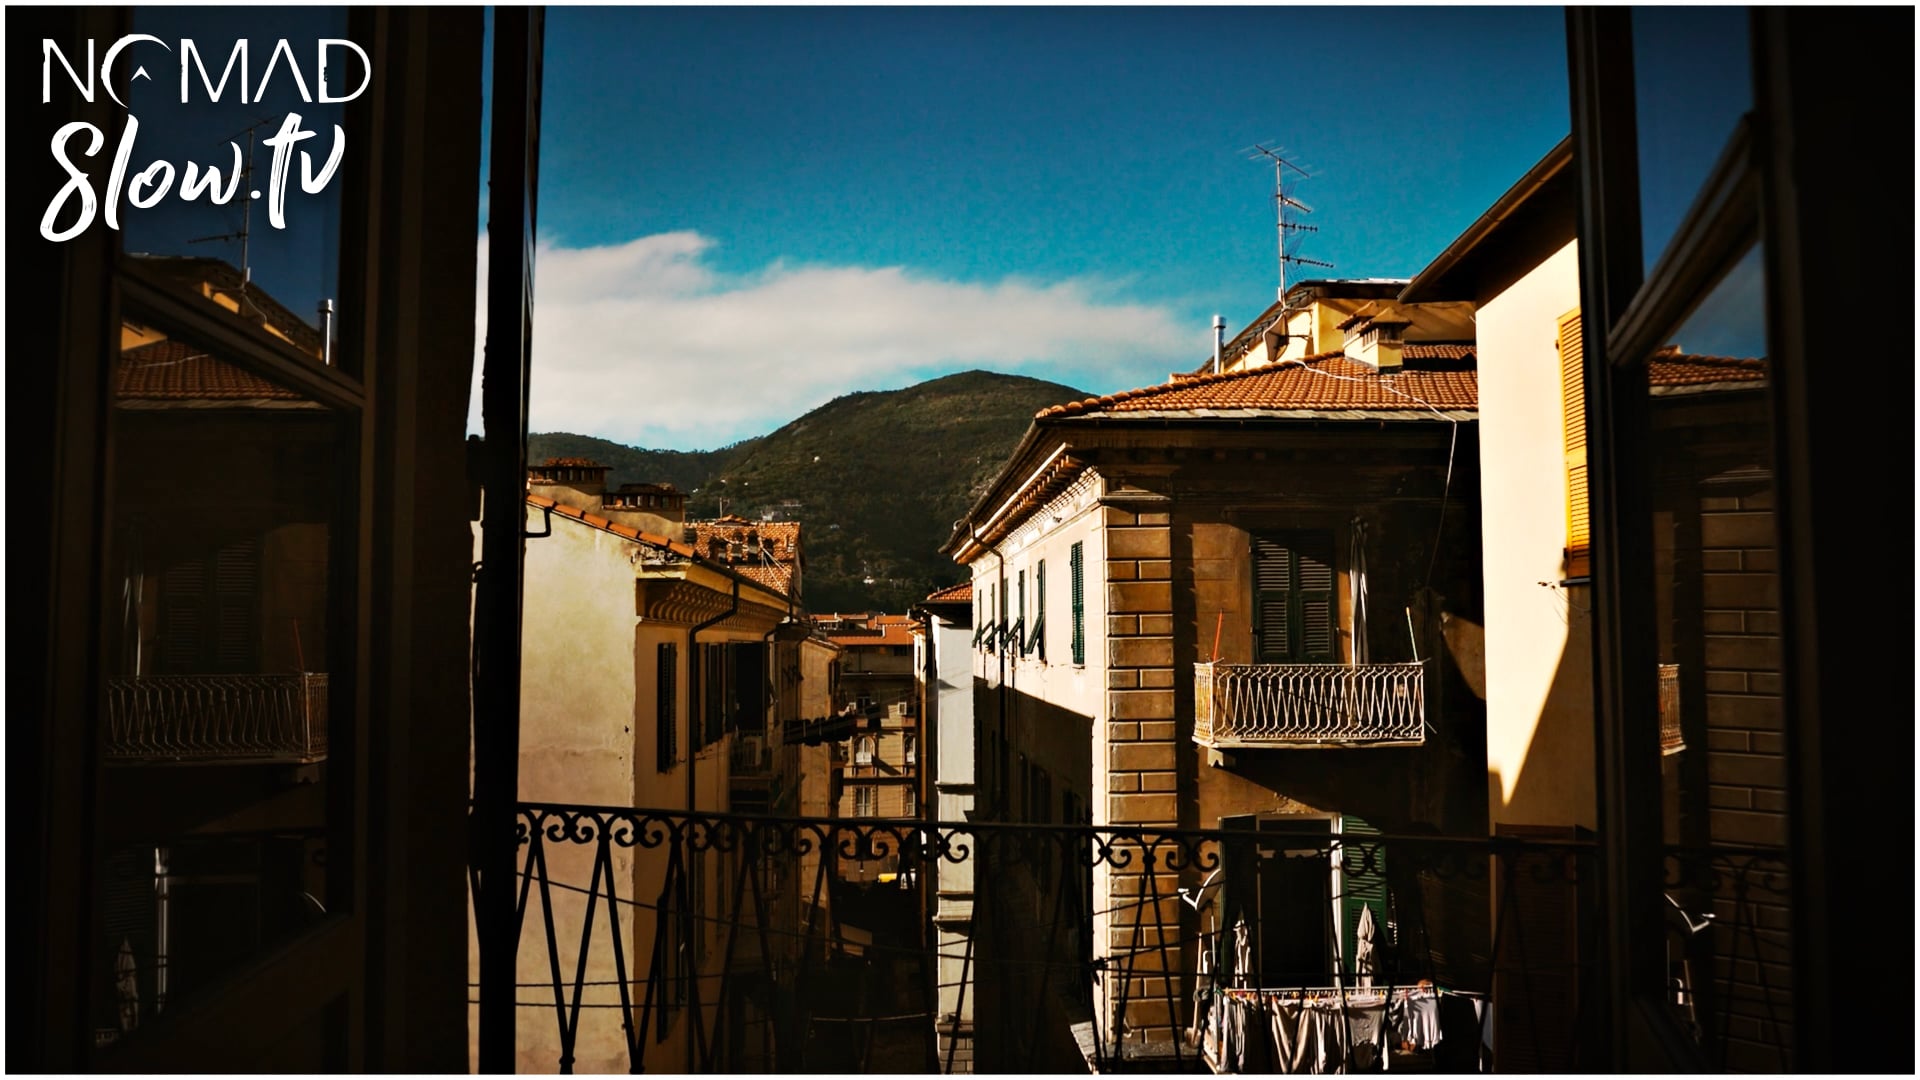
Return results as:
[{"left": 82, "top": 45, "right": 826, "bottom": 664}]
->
[{"left": 469, "top": 231, "right": 1191, "bottom": 449}]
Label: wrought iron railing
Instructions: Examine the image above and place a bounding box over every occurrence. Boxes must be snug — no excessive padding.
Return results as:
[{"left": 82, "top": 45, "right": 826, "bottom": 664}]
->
[
  {"left": 103, "top": 673, "right": 328, "bottom": 764},
  {"left": 468, "top": 804, "right": 1610, "bottom": 1074},
  {"left": 1194, "top": 661, "right": 1425, "bottom": 748}
]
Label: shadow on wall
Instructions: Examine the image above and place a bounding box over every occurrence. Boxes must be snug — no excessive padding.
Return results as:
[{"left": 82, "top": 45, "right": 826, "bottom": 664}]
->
[{"left": 1489, "top": 588, "right": 1598, "bottom": 831}]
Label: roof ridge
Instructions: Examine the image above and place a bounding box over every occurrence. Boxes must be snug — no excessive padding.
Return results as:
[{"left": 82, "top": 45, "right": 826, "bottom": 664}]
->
[{"left": 1037, "top": 351, "right": 1350, "bottom": 419}]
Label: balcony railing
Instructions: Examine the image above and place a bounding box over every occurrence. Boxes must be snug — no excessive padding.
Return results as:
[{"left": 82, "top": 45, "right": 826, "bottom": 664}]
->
[
  {"left": 1193, "top": 661, "right": 1425, "bottom": 748},
  {"left": 471, "top": 803, "right": 1608, "bottom": 1074},
  {"left": 104, "top": 673, "right": 328, "bottom": 764}
]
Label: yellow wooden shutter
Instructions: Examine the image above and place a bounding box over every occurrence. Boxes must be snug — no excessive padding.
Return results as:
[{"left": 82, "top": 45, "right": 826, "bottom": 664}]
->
[{"left": 1558, "top": 308, "right": 1590, "bottom": 578}]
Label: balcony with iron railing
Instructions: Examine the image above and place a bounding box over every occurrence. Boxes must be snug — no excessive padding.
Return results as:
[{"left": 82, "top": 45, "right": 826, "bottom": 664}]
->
[
  {"left": 468, "top": 804, "right": 1624, "bottom": 1074},
  {"left": 1193, "top": 661, "right": 1425, "bottom": 749},
  {"left": 104, "top": 673, "right": 328, "bottom": 764}
]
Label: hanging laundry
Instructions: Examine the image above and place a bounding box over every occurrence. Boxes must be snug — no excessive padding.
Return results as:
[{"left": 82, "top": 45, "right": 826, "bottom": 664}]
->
[
  {"left": 1389, "top": 991, "right": 1443, "bottom": 1052},
  {"left": 1346, "top": 1001, "right": 1390, "bottom": 1071}
]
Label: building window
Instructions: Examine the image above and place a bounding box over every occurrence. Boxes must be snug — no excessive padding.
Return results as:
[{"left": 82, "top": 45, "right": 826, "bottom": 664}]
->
[
  {"left": 656, "top": 642, "right": 678, "bottom": 771},
  {"left": 853, "top": 785, "right": 877, "bottom": 817},
  {"left": 853, "top": 735, "right": 875, "bottom": 766},
  {"left": 1252, "top": 531, "right": 1336, "bottom": 663},
  {"left": 903, "top": 732, "right": 916, "bottom": 765},
  {"left": 1069, "top": 541, "right": 1085, "bottom": 665}
]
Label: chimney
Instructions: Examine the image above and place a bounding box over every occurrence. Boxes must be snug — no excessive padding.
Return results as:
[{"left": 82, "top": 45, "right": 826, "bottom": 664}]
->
[
  {"left": 527, "top": 457, "right": 610, "bottom": 511},
  {"left": 1212, "top": 315, "right": 1226, "bottom": 374},
  {"left": 602, "top": 481, "right": 688, "bottom": 535},
  {"left": 1345, "top": 318, "right": 1409, "bottom": 372}
]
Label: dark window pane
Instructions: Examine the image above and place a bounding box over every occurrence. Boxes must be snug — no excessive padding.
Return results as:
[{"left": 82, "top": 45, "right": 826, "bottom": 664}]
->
[
  {"left": 94, "top": 306, "right": 350, "bottom": 1054},
  {"left": 1637, "top": 241, "right": 1790, "bottom": 1068},
  {"left": 1632, "top": 7, "right": 1751, "bottom": 274}
]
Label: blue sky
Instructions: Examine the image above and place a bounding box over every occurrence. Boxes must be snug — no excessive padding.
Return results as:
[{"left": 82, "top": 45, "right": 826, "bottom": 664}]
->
[{"left": 498, "top": 6, "right": 1571, "bottom": 450}]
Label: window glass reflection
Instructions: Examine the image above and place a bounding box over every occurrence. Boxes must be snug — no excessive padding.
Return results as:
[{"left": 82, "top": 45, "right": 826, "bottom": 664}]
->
[
  {"left": 93, "top": 298, "right": 348, "bottom": 1054},
  {"left": 123, "top": 8, "right": 354, "bottom": 351},
  {"left": 1632, "top": 7, "right": 1751, "bottom": 275},
  {"left": 1639, "top": 243, "right": 1791, "bottom": 1071}
]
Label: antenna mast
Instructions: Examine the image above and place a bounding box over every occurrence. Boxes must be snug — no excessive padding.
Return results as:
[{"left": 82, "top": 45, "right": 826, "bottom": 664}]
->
[
  {"left": 1246, "top": 143, "right": 1333, "bottom": 304},
  {"left": 188, "top": 118, "right": 275, "bottom": 286}
]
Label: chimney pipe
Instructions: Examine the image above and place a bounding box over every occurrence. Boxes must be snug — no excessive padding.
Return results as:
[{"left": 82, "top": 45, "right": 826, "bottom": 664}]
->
[
  {"left": 318, "top": 298, "right": 335, "bottom": 366},
  {"left": 1212, "top": 314, "right": 1226, "bottom": 374}
]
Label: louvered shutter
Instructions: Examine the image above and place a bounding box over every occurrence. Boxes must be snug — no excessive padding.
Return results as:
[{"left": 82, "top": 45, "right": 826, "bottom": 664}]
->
[
  {"left": 1339, "top": 815, "right": 1389, "bottom": 976},
  {"left": 213, "top": 538, "right": 259, "bottom": 672},
  {"left": 160, "top": 559, "right": 207, "bottom": 674},
  {"left": 1296, "top": 538, "right": 1336, "bottom": 662},
  {"left": 1559, "top": 308, "right": 1590, "bottom": 579},
  {"left": 1254, "top": 532, "right": 1336, "bottom": 662},
  {"left": 1069, "top": 542, "right": 1085, "bottom": 665},
  {"left": 1253, "top": 536, "right": 1293, "bottom": 662}
]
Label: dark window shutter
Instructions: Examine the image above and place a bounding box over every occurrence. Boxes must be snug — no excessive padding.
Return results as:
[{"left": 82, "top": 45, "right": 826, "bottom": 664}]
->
[
  {"left": 656, "top": 642, "right": 677, "bottom": 771},
  {"left": 1069, "top": 542, "right": 1085, "bottom": 665},
  {"left": 1253, "top": 536, "right": 1294, "bottom": 662},
  {"left": 1254, "top": 531, "right": 1336, "bottom": 662},
  {"left": 1297, "top": 539, "right": 1335, "bottom": 662}
]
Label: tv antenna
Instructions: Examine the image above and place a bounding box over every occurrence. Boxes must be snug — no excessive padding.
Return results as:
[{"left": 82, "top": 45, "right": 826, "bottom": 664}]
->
[
  {"left": 187, "top": 117, "right": 278, "bottom": 288},
  {"left": 1245, "top": 142, "right": 1333, "bottom": 304}
]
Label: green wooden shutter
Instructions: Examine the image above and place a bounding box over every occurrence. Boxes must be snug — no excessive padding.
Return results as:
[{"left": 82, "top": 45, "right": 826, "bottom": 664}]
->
[
  {"left": 1340, "top": 815, "right": 1389, "bottom": 977},
  {"left": 1069, "top": 542, "right": 1085, "bottom": 665}
]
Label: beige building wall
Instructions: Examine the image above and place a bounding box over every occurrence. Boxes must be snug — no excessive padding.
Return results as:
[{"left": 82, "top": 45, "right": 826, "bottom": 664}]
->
[
  {"left": 466, "top": 504, "right": 788, "bottom": 1073},
  {"left": 1472, "top": 239, "right": 1597, "bottom": 832}
]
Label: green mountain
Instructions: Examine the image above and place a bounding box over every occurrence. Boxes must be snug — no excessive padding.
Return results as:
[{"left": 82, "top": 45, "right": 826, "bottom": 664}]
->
[
  {"left": 531, "top": 370, "right": 1085, "bottom": 613},
  {"left": 525, "top": 432, "right": 761, "bottom": 494}
]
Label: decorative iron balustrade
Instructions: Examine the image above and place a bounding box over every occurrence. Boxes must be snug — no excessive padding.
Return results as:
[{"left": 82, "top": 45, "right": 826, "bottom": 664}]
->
[
  {"left": 469, "top": 803, "right": 1607, "bottom": 1074},
  {"left": 1194, "top": 661, "right": 1425, "bottom": 748},
  {"left": 104, "top": 673, "right": 328, "bottom": 764}
]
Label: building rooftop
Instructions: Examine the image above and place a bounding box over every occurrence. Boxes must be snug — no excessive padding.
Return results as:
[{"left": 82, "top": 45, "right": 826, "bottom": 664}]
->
[
  {"left": 1038, "top": 350, "right": 1477, "bottom": 420},
  {"left": 117, "top": 340, "right": 308, "bottom": 404},
  {"left": 924, "top": 581, "right": 973, "bottom": 604}
]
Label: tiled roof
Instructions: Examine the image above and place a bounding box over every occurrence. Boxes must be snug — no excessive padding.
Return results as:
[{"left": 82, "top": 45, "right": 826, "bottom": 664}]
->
[
  {"left": 527, "top": 493, "right": 697, "bottom": 557},
  {"left": 1647, "top": 349, "right": 1767, "bottom": 388},
  {"left": 810, "top": 612, "right": 918, "bottom": 648},
  {"left": 1036, "top": 351, "right": 1477, "bottom": 419},
  {"left": 924, "top": 582, "right": 973, "bottom": 603},
  {"left": 117, "top": 340, "right": 305, "bottom": 402},
  {"left": 1402, "top": 342, "right": 1477, "bottom": 362}
]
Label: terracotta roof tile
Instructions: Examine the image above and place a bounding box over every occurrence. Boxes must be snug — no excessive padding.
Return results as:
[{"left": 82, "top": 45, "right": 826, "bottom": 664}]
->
[
  {"left": 1647, "top": 349, "right": 1767, "bottom": 388},
  {"left": 1036, "top": 351, "right": 1476, "bottom": 419},
  {"left": 809, "top": 612, "right": 918, "bottom": 647},
  {"left": 924, "top": 581, "right": 973, "bottom": 603},
  {"left": 1401, "top": 342, "right": 1477, "bottom": 362},
  {"left": 117, "top": 340, "right": 304, "bottom": 401}
]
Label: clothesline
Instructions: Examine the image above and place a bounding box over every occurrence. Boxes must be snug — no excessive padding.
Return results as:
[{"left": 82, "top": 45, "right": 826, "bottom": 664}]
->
[{"left": 1216, "top": 985, "right": 1484, "bottom": 1002}]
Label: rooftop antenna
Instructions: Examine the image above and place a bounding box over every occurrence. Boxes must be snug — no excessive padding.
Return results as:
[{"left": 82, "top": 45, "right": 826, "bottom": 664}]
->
[
  {"left": 187, "top": 117, "right": 278, "bottom": 287},
  {"left": 1245, "top": 142, "right": 1334, "bottom": 305}
]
